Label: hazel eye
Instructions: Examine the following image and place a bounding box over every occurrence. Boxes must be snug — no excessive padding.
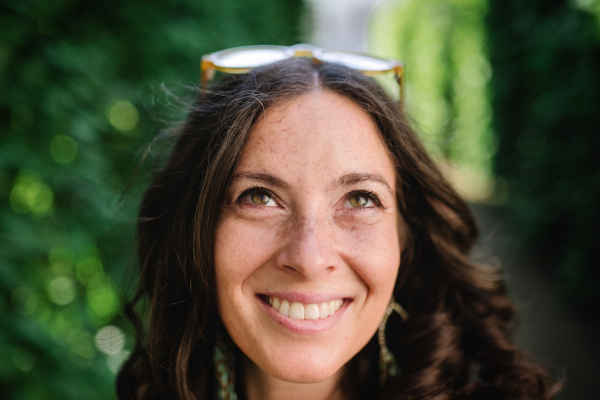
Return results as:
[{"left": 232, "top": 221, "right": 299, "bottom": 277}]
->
[
  {"left": 348, "top": 194, "right": 371, "bottom": 208},
  {"left": 238, "top": 188, "right": 278, "bottom": 207},
  {"left": 250, "top": 192, "right": 273, "bottom": 206}
]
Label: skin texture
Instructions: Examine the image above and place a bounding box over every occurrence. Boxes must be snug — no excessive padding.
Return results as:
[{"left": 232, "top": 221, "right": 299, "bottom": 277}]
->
[{"left": 214, "top": 90, "right": 401, "bottom": 400}]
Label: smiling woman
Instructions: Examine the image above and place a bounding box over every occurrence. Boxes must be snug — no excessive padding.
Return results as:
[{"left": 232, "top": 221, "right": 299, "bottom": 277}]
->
[
  {"left": 116, "top": 51, "right": 561, "bottom": 400},
  {"left": 215, "top": 91, "right": 401, "bottom": 390}
]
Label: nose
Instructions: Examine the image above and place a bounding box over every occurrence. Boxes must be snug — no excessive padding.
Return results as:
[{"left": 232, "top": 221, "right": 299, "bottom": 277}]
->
[{"left": 275, "top": 215, "right": 339, "bottom": 280}]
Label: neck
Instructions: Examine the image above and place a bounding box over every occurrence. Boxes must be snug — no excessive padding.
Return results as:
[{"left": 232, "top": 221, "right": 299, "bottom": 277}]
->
[{"left": 243, "top": 356, "right": 346, "bottom": 400}]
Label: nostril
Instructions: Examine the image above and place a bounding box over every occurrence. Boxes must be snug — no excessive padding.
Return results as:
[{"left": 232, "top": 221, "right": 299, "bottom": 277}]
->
[
  {"left": 282, "top": 264, "right": 296, "bottom": 273},
  {"left": 279, "top": 264, "right": 306, "bottom": 278}
]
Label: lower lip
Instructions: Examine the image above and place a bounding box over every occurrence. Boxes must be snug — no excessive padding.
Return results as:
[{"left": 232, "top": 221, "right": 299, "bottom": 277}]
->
[{"left": 258, "top": 296, "right": 349, "bottom": 334}]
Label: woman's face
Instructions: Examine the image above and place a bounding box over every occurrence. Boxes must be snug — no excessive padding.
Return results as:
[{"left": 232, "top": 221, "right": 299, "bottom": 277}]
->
[{"left": 214, "top": 90, "right": 401, "bottom": 384}]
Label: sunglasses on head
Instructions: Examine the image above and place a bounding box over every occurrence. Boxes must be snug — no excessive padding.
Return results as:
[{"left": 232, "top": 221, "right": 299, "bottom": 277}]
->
[{"left": 201, "top": 44, "right": 405, "bottom": 103}]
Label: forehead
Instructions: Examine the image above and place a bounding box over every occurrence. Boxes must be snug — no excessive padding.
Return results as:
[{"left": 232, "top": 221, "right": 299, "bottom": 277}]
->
[{"left": 238, "top": 90, "right": 396, "bottom": 187}]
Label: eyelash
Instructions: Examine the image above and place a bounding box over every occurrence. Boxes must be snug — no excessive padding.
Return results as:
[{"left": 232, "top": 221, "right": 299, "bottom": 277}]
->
[{"left": 235, "top": 187, "right": 384, "bottom": 209}]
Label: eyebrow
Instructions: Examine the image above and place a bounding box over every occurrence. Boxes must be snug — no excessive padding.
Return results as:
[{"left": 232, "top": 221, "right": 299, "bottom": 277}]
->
[
  {"left": 336, "top": 172, "right": 394, "bottom": 196},
  {"left": 231, "top": 172, "right": 290, "bottom": 189},
  {"left": 231, "top": 171, "right": 393, "bottom": 195}
]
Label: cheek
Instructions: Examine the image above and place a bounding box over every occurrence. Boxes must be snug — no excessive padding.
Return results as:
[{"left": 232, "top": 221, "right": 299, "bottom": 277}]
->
[
  {"left": 213, "top": 219, "right": 279, "bottom": 290},
  {"left": 339, "top": 224, "right": 400, "bottom": 357},
  {"left": 214, "top": 220, "right": 260, "bottom": 336},
  {"left": 343, "top": 222, "right": 401, "bottom": 303}
]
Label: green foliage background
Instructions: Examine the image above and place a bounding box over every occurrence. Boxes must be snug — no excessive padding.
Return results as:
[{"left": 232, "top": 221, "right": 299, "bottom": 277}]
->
[
  {"left": 0, "top": 1, "right": 303, "bottom": 398},
  {"left": 486, "top": 0, "right": 600, "bottom": 309},
  {"left": 370, "top": 0, "right": 496, "bottom": 202}
]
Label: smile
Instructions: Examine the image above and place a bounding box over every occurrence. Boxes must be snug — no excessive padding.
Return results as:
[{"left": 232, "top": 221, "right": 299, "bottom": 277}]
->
[{"left": 267, "top": 296, "right": 344, "bottom": 320}]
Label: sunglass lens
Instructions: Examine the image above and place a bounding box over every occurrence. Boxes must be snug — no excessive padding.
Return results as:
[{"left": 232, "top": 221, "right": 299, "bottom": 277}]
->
[
  {"left": 318, "top": 51, "right": 394, "bottom": 71},
  {"left": 216, "top": 48, "right": 290, "bottom": 68}
]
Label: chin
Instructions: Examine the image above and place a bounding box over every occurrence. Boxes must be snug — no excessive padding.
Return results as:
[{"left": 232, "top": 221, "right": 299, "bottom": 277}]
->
[{"left": 253, "top": 351, "right": 345, "bottom": 384}]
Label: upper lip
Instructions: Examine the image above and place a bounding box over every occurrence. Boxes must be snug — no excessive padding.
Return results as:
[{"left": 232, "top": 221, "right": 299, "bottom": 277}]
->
[{"left": 258, "top": 292, "right": 350, "bottom": 304}]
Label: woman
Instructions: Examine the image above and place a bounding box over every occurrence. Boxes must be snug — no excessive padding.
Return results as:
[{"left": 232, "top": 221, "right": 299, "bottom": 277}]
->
[{"left": 117, "top": 46, "right": 561, "bottom": 400}]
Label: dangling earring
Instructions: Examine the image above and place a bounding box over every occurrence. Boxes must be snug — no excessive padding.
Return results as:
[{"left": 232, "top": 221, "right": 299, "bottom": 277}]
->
[
  {"left": 378, "top": 296, "right": 409, "bottom": 386},
  {"left": 213, "top": 331, "right": 238, "bottom": 400}
]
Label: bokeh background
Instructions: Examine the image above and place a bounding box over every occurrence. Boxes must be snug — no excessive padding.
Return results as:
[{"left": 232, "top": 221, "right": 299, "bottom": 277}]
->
[{"left": 1, "top": 0, "right": 598, "bottom": 398}]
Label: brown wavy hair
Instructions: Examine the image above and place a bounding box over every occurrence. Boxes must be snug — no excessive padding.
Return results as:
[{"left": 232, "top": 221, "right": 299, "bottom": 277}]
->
[{"left": 117, "top": 57, "right": 561, "bottom": 399}]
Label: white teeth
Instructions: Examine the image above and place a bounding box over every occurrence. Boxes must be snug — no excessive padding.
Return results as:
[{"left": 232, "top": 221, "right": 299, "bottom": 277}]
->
[
  {"left": 267, "top": 296, "right": 344, "bottom": 320},
  {"left": 305, "top": 303, "right": 319, "bottom": 320},
  {"left": 272, "top": 297, "right": 281, "bottom": 310},
  {"left": 328, "top": 300, "right": 336, "bottom": 316},
  {"left": 279, "top": 299, "right": 290, "bottom": 316},
  {"left": 318, "top": 302, "right": 329, "bottom": 319},
  {"left": 289, "top": 302, "right": 304, "bottom": 319}
]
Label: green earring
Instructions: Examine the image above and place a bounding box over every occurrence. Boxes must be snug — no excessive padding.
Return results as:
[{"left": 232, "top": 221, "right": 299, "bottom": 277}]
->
[
  {"left": 213, "top": 331, "right": 238, "bottom": 400},
  {"left": 378, "top": 296, "right": 409, "bottom": 386}
]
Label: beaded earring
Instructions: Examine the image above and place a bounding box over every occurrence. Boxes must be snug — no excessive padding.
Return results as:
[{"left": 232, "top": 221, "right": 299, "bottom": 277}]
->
[
  {"left": 213, "top": 331, "right": 238, "bottom": 400},
  {"left": 378, "top": 296, "right": 409, "bottom": 386}
]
